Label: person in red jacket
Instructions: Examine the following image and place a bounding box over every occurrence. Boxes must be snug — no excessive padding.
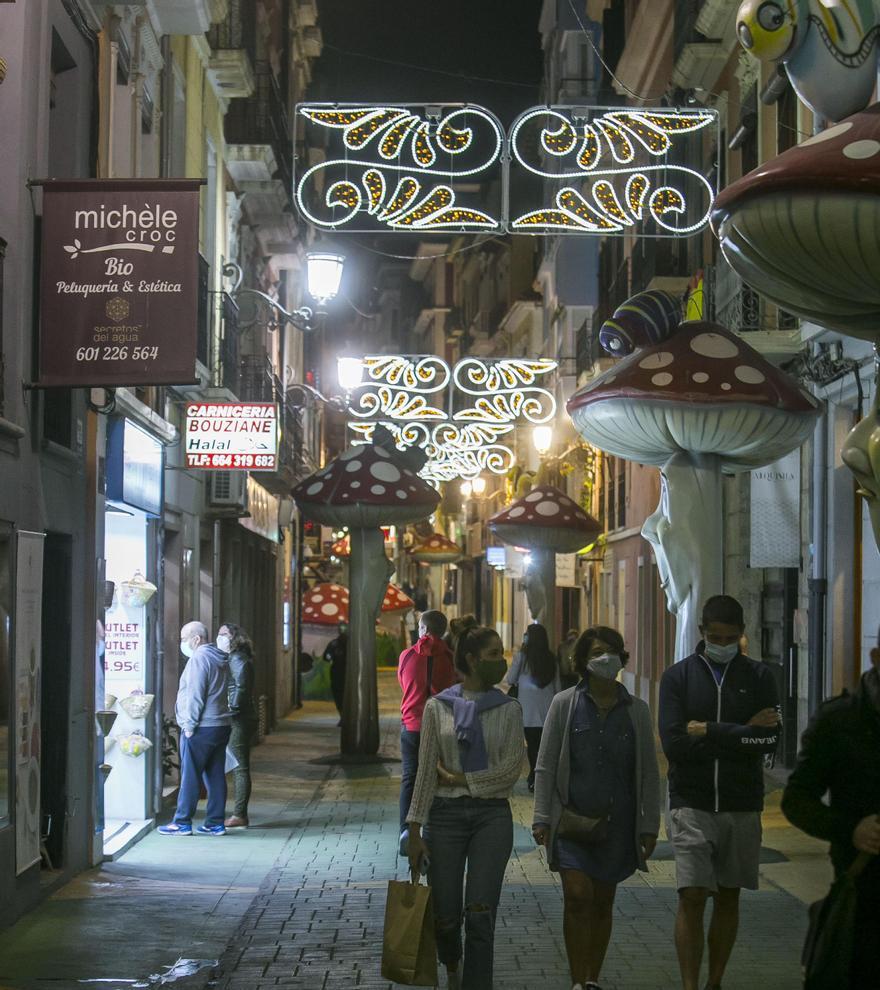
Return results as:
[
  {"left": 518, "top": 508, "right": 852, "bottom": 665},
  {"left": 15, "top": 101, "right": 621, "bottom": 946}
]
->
[{"left": 398, "top": 608, "right": 457, "bottom": 854}]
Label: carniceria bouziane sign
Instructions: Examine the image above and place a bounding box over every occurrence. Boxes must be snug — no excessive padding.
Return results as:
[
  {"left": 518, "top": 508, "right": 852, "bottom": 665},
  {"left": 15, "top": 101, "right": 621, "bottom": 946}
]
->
[
  {"left": 185, "top": 402, "right": 279, "bottom": 471},
  {"left": 38, "top": 179, "right": 201, "bottom": 386}
]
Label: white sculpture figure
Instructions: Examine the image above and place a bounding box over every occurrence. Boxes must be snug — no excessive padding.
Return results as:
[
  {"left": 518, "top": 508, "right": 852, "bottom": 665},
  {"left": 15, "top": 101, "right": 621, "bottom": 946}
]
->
[
  {"left": 642, "top": 455, "right": 724, "bottom": 663},
  {"left": 737, "top": 0, "right": 880, "bottom": 122}
]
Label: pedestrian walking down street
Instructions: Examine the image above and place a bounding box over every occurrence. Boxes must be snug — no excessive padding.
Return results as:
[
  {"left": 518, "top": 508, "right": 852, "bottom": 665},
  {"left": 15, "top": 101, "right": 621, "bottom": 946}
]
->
[
  {"left": 506, "top": 622, "right": 561, "bottom": 792},
  {"left": 397, "top": 609, "right": 457, "bottom": 854},
  {"left": 158, "top": 621, "right": 232, "bottom": 837},
  {"left": 323, "top": 621, "right": 348, "bottom": 725},
  {"left": 219, "top": 623, "right": 257, "bottom": 829},
  {"left": 405, "top": 623, "right": 524, "bottom": 990},
  {"left": 781, "top": 627, "right": 880, "bottom": 989},
  {"left": 532, "top": 625, "right": 660, "bottom": 990},
  {"left": 659, "top": 595, "right": 781, "bottom": 990}
]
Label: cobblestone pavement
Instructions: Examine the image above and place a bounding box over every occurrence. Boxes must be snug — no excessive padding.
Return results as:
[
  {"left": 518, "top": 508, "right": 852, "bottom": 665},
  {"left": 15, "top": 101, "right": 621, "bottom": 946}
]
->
[
  {"left": 0, "top": 674, "right": 831, "bottom": 990},
  {"left": 211, "top": 682, "right": 824, "bottom": 990}
]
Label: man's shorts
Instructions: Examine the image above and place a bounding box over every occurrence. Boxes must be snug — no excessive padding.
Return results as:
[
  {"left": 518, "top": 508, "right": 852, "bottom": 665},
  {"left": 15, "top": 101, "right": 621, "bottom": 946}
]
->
[{"left": 666, "top": 807, "right": 762, "bottom": 891}]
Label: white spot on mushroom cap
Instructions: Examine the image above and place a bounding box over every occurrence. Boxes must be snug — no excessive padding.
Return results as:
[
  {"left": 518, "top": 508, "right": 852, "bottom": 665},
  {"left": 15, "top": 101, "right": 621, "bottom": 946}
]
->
[
  {"left": 800, "top": 121, "right": 853, "bottom": 147},
  {"left": 371, "top": 484, "right": 386, "bottom": 495},
  {"left": 690, "top": 333, "right": 739, "bottom": 359},
  {"left": 340, "top": 447, "right": 362, "bottom": 460},
  {"left": 639, "top": 351, "right": 674, "bottom": 370},
  {"left": 345, "top": 460, "right": 362, "bottom": 473},
  {"left": 734, "top": 365, "right": 766, "bottom": 384},
  {"left": 371, "top": 461, "right": 401, "bottom": 483},
  {"left": 535, "top": 500, "right": 560, "bottom": 516},
  {"left": 843, "top": 139, "right": 880, "bottom": 159},
  {"left": 306, "top": 482, "right": 324, "bottom": 496},
  {"left": 311, "top": 595, "right": 324, "bottom": 603},
  {"left": 374, "top": 446, "right": 390, "bottom": 458},
  {"left": 651, "top": 372, "right": 674, "bottom": 387},
  {"left": 692, "top": 371, "right": 709, "bottom": 383},
  {"left": 351, "top": 481, "right": 361, "bottom": 489},
  {"left": 396, "top": 489, "right": 407, "bottom": 498},
  {"left": 525, "top": 491, "right": 543, "bottom": 502},
  {"left": 721, "top": 382, "right": 732, "bottom": 391},
  {"left": 509, "top": 506, "right": 526, "bottom": 518},
  {"left": 321, "top": 603, "right": 339, "bottom": 616}
]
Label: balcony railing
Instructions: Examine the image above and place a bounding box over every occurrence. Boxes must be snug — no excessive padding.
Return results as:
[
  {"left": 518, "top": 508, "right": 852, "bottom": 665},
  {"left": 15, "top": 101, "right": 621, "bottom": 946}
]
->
[
  {"left": 225, "top": 61, "right": 293, "bottom": 204},
  {"left": 674, "top": 0, "right": 705, "bottom": 63},
  {"left": 0, "top": 236, "right": 6, "bottom": 415},
  {"left": 206, "top": 0, "right": 256, "bottom": 62},
  {"left": 216, "top": 292, "right": 241, "bottom": 394}
]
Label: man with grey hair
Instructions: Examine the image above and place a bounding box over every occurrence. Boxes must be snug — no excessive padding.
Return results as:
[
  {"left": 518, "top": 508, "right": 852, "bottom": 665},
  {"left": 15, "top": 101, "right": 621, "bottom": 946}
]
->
[{"left": 158, "top": 620, "right": 232, "bottom": 836}]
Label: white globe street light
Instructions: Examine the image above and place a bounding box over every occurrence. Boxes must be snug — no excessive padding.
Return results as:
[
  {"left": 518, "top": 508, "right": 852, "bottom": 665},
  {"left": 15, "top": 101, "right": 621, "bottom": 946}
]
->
[
  {"left": 460, "top": 480, "right": 473, "bottom": 498},
  {"left": 337, "top": 357, "right": 365, "bottom": 391},
  {"left": 533, "top": 425, "right": 553, "bottom": 454},
  {"left": 306, "top": 252, "right": 345, "bottom": 307},
  {"left": 472, "top": 476, "right": 487, "bottom": 495}
]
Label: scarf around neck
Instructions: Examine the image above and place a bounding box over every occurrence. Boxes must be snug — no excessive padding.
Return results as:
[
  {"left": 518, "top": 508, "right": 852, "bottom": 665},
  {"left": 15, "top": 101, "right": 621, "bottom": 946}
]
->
[{"left": 434, "top": 683, "right": 514, "bottom": 772}]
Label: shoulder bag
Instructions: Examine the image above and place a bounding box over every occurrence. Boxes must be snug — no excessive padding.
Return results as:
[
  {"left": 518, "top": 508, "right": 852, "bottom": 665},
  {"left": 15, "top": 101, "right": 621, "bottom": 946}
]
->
[
  {"left": 802, "top": 850, "right": 875, "bottom": 990},
  {"left": 556, "top": 801, "right": 612, "bottom": 845}
]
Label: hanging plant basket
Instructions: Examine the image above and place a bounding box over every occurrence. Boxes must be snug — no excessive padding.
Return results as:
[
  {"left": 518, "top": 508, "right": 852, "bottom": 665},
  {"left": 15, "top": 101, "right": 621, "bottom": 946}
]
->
[
  {"left": 116, "top": 730, "right": 152, "bottom": 757},
  {"left": 119, "top": 690, "right": 154, "bottom": 719},
  {"left": 118, "top": 570, "right": 157, "bottom": 607}
]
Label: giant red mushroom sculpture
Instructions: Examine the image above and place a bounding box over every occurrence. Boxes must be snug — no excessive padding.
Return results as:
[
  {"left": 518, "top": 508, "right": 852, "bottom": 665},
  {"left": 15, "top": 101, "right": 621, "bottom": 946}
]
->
[
  {"left": 711, "top": 104, "right": 880, "bottom": 343},
  {"left": 302, "top": 582, "right": 350, "bottom": 625},
  {"left": 568, "top": 317, "right": 821, "bottom": 660},
  {"left": 293, "top": 428, "right": 439, "bottom": 754},
  {"left": 489, "top": 485, "right": 600, "bottom": 648},
  {"left": 408, "top": 533, "right": 463, "bottom": 565}
]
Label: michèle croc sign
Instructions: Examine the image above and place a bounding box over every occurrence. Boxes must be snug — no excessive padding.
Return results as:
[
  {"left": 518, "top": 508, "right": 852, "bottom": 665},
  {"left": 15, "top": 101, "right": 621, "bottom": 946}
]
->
[{"left": 37, "top": 178, "right": 201, "bottom": 387}]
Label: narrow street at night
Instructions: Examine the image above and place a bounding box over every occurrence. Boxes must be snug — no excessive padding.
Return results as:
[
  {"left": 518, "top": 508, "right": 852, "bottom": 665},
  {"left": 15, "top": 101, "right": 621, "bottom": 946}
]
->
[{"left": 0, "top": 674, "right": 830, "bottom": 990}]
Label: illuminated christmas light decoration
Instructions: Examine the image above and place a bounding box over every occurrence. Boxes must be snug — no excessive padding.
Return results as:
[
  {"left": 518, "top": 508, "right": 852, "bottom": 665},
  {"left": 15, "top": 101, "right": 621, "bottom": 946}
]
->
[
  {"left": 509, "top": 106, "right": 718, "bottom": 237},
  {"left": 342, "top": 355, "right": 558, "bottom": 481},
  {"left": 295, "top": 104, "right": 504, "bottom": 232}
]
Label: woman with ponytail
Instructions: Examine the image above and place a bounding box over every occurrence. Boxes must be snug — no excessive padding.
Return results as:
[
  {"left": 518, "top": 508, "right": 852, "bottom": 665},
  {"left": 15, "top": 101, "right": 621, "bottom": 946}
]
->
[{"left": 405, "top": 620, "right": 524, "bottom": 990}]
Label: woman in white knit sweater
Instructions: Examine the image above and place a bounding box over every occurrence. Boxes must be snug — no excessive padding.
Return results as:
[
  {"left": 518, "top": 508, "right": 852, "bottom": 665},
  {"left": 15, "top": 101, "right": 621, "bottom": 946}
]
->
[{"left": 406, "top": 621, "right": 524, "bottom": 990}]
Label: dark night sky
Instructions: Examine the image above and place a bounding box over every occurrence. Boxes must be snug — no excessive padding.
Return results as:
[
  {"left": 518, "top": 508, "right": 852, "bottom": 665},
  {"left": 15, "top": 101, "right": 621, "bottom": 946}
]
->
[{"left": 310, "top": 0, "right": 546, "bottom": 126}]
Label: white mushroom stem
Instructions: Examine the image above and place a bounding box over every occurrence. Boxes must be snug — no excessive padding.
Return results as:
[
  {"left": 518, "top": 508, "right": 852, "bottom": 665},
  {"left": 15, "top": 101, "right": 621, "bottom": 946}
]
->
[
  {"left": 524, "top": 546, "right": 556, "bottom": 638},
  {"left": 641, "top": 452, "right": 723, "bottom": 662},
  {"left": 342, "top": 527, "right": 394, "bottom": 755}
]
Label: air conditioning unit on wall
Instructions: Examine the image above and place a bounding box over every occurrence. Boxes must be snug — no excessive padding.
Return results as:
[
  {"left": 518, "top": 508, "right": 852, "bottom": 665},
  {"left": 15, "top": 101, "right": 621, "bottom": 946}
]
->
[{"left": 207, "top": 471, "right": 248, "bottom": 513}]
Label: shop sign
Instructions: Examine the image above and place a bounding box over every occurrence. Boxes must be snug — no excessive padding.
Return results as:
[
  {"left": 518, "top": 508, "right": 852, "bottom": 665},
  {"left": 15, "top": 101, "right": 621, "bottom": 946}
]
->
[
  {"left": 38, "top": 179, "right": 200, "bottom": 386},
  {"left": 750, "top": 450, "right": 801, "bottom": 569},
  {"left": 486, "top": 546, "right": 506, "bottom": 569},
  {"left": 104, "top": 606, "right": 146, "bottom": 682},
  {"left": 556, "top": 553, "right": 578, "bottom": 587},
  {"left": 239, "top": 477, "right": 280, "bottom": 543},
  {"left": 14, "top": 530, "right": 44, "bottom": 875},
  {"left": 106, "top": 418, "right": 163, "bottom": 516},
  {"left": 185, "top": 402, "right": 278, "bottom": 470}
]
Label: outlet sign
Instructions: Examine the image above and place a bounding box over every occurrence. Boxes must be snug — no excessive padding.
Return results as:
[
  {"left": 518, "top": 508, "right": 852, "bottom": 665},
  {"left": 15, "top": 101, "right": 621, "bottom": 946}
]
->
[{"left": 185, "top": 402, "right": 279, "bottom": 470}]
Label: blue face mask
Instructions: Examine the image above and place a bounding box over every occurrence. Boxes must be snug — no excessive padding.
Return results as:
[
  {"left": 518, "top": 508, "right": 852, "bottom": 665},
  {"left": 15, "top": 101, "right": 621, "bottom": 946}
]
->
[{"left": 704, "top": 641, "right": 738, "bottom": 665}]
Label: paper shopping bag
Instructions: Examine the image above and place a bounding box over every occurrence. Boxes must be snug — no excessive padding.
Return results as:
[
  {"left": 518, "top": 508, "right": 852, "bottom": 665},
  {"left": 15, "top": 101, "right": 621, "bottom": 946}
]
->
[{"left": 380, "top": 877, "right": 438, "bottom": 987}]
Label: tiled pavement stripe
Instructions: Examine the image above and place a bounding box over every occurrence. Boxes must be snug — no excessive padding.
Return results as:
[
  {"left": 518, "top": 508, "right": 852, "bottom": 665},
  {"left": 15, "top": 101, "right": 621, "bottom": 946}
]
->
[{"left": 212, "top": 712, "right": 809, "bottom": 990}]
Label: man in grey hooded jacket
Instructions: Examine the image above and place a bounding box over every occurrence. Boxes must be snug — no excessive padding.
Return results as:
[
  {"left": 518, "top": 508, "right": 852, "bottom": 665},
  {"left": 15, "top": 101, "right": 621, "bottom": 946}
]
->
[{"left": 159, "top": 621, "right": 232, "bottom": 836}]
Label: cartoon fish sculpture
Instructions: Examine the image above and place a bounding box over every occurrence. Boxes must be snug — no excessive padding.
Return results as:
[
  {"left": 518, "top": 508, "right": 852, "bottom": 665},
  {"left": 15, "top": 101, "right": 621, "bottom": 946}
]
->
[{"left": 737, "top": 0, "right": 880, "bottom": 121}]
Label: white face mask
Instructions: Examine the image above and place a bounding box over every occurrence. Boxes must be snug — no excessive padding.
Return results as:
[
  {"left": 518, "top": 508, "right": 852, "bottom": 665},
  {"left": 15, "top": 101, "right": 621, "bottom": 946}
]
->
[
  {"left": 180, "top": 639, "right": 195, "bottom": 659},
  {"left": 216, "top": 634, "right": 231, "bottom": 654},
  {"left": 704, "top": 641, "right": 738, "bottom": 665},
  {"left": 587, "top": 653, "right": 622, "bottom": 680}
]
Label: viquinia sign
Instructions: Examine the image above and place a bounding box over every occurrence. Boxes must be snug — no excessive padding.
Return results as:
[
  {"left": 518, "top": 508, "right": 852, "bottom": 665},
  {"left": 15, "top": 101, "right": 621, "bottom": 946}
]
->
[{"left": 38, "top": 179, "right": 201, "bottom": 387}]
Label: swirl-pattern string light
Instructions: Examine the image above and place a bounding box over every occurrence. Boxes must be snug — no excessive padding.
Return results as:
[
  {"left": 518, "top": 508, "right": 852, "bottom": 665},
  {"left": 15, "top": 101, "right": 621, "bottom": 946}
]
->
[
  {"left": 296, "top": 104, "right": 504, "bottom": 232},
  {"left": 508, "top": 106, "right": 718, "bottom": 236},
  {"left": 341, "top": 355, "right": 557, "bottom": 482}
]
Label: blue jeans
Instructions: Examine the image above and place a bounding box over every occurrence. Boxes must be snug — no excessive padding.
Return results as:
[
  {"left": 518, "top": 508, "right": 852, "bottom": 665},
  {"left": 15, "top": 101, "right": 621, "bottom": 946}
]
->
[
  {"left": 399, "top": 727, "right": 421, "bottom": 831},
  {"left": 173, "top": 724, "right": 231, "bottom": 828},
  {"left": 424, "top": 797, "right": 513, "bottom": 990}
]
